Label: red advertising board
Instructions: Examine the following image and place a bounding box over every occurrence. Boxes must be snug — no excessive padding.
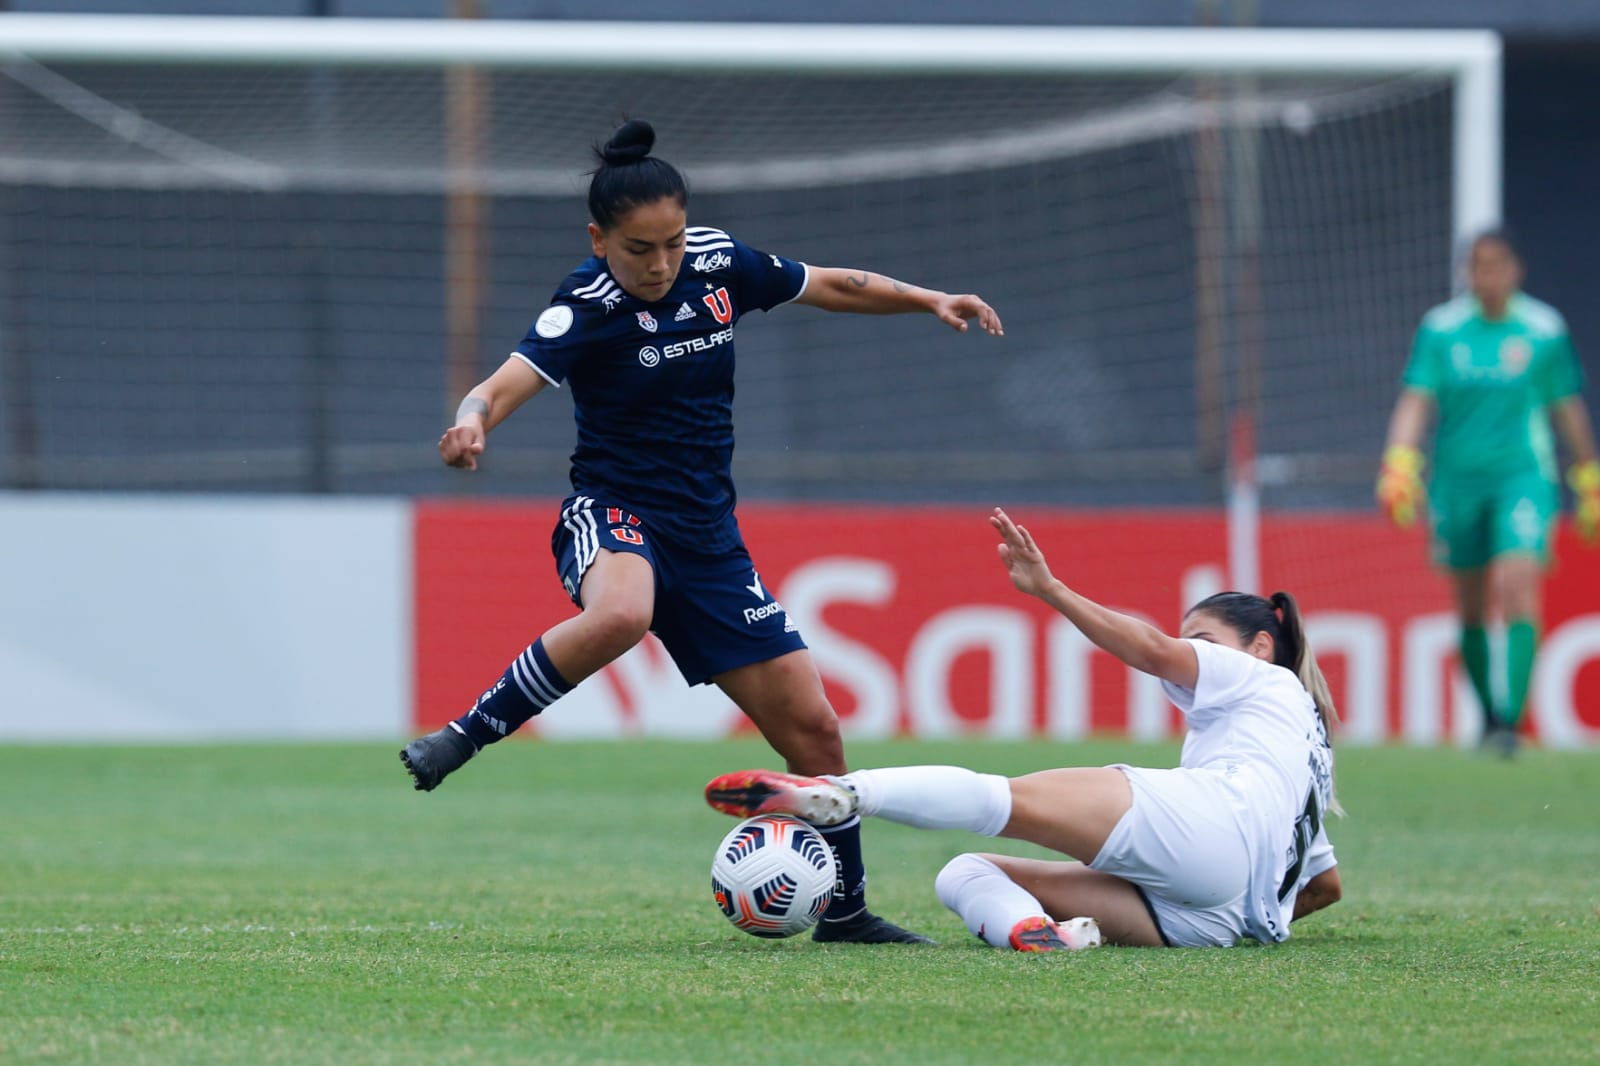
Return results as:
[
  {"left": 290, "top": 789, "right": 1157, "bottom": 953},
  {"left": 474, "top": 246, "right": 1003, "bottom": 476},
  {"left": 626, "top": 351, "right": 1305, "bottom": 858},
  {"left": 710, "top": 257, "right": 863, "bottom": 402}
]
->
[{"left": 413, "top": 502, "right": 1600, "bottom": 746}]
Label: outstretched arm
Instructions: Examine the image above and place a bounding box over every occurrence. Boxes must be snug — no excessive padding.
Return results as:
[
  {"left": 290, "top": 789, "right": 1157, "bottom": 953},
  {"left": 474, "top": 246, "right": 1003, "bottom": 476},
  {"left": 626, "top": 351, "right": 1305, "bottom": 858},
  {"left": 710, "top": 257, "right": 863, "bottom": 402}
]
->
[
  {"left": 990, "top": 507, "right": 1198, "bottom": 689},
  {"left": 438, "top": 356, "right": 546, "bottom": 470},
  {"left": 794, "top": 266, "right": 1003, "bottom": 336}
]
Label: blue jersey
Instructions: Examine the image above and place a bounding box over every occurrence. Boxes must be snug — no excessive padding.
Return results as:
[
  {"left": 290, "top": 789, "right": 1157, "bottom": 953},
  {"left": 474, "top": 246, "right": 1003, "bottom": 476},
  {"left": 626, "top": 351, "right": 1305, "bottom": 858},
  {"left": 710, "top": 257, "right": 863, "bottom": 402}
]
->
[{"left": 514, "top": 227, "right": 809, "bottom": 553}]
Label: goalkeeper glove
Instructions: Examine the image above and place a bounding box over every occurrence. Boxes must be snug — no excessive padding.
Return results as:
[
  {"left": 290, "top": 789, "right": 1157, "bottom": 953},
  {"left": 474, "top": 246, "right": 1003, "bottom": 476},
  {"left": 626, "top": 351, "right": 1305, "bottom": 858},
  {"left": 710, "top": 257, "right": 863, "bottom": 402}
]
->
[
  {"left": 1376, "top": 444, "right": 1426, "bottom": 529},
  {"left": 1568, "top": 459, "right": 1600, "bottom": 545}
]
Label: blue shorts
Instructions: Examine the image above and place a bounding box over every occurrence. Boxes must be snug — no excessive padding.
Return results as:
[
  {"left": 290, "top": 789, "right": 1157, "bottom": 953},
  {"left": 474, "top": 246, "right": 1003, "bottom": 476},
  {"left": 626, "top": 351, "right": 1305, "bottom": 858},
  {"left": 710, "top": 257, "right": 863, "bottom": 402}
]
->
[{"left": 550, "top": 494, "right": 807, "bottom": 686}]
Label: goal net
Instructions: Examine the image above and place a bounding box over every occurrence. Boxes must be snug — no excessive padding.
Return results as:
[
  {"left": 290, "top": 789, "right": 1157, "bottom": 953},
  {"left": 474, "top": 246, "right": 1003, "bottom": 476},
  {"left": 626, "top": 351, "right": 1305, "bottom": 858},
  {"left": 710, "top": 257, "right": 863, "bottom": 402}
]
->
[{"left": 0, "top": 16, "right": 1499, "bottom": 510}]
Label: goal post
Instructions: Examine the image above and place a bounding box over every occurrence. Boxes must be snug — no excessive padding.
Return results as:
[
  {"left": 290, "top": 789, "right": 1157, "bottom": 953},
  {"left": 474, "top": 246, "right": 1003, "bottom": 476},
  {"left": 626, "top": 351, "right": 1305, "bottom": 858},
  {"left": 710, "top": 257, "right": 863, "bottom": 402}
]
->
[
  {"left": 0, "top": 16, "right": 1502, "bottom": 225},
  {"left": 1, "top": 18, "right": 1501, "bottom": 185},
  {"left": 0, "top": 13, "right": 1501, "bottom": 550}
]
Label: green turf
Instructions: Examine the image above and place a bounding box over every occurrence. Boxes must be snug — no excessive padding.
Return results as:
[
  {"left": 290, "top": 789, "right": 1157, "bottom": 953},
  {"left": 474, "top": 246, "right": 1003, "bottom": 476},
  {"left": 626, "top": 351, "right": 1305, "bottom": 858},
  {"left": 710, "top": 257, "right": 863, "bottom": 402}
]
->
[{"left": 2, "top": 739, "right": 1596, "bottom": 1065}]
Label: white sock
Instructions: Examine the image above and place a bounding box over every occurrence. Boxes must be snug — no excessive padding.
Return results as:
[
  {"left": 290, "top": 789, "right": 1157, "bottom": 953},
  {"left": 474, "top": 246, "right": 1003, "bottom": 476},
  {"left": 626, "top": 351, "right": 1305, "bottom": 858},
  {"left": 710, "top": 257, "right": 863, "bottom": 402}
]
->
[
  {"left": 934, "top": 853, "right": 1048, "bottom": 949},
  {"left": 838, "top": 765, "right": 1012, "bottom": 837}
]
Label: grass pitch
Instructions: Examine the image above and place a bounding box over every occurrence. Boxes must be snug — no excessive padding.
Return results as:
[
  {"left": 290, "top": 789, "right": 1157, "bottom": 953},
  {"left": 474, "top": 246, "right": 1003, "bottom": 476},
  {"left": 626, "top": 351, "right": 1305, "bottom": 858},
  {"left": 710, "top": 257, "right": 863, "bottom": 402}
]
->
[{"left": 2, "top": 738, "right": 1597, "bottom": 1065}]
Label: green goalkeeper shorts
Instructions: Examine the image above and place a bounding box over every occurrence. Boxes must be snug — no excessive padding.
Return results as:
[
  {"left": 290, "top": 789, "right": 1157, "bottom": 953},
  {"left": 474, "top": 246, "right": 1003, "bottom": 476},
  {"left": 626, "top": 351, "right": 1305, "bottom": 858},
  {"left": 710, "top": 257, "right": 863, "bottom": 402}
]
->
[{"left": 1427, "top": 469, "right": 1559, "bottom": 571}]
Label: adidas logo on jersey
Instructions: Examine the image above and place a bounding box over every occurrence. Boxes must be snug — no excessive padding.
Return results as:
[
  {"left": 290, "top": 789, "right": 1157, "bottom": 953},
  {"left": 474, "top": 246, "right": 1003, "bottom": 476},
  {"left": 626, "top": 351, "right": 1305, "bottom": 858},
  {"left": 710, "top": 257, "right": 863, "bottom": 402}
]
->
[{"left": 674, "top": 302, "right": 697, "bottom": 322}]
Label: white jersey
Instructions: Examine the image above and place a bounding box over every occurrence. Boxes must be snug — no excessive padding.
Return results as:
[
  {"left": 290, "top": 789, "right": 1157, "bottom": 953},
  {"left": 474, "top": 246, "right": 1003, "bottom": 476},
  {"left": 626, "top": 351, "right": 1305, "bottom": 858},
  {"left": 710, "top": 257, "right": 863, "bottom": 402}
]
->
[{"left": 1160, "top": 639, "right": 1336, "bottom": 944}]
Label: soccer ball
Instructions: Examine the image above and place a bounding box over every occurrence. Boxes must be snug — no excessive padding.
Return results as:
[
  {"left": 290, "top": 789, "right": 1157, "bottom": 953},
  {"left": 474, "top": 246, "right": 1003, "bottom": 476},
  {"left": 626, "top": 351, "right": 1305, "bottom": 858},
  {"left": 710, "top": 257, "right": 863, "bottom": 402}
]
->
[{"left": 710, "top": 814, "right": 837, "bottom": 938}]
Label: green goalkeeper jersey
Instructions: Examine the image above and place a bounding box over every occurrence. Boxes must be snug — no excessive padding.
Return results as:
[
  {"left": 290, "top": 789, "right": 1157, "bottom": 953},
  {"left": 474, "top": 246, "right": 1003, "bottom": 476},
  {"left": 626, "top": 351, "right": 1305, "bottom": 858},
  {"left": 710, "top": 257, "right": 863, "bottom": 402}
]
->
[{"left": 1401, "top": 292, "right": 1584, "bottom": 482}]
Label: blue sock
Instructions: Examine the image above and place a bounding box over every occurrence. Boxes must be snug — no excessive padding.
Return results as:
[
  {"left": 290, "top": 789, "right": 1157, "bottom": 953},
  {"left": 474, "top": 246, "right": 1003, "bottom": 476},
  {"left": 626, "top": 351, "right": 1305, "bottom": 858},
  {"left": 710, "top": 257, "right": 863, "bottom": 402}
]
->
[
  {"left": 815, "top": 817, "right": 869, "bottom": 921},
  {"left": 452, "top": 637, "right": 574, "bottom": 748}
]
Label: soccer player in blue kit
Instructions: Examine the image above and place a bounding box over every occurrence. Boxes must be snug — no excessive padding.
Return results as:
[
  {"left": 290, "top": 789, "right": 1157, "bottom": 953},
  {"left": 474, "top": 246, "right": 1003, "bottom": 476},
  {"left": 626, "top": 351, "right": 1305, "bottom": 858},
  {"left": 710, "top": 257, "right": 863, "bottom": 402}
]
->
[{"left": 400, "top": 119, "right": 1004, "bottom": 944}]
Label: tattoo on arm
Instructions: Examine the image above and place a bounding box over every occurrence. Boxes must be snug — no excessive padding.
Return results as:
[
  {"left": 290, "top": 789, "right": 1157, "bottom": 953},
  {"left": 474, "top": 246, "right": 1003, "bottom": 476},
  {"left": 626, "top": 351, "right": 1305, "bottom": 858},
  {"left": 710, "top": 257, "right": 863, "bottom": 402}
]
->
[
  {"left": 892, "top": 279, "right": 912, "bottom": 293},
  {"left": 845, "top": 272, "right": 870, "bottom": 288},
  {"left": 456, "top": 396, "right": 489, "bottom": 425}
]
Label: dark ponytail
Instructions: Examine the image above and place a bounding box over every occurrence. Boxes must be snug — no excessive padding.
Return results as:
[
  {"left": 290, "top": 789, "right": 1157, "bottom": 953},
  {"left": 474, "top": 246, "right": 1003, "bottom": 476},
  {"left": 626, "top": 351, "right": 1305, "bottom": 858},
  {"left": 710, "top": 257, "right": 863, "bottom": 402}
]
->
[{"left": 587, "top": 118, "right": 688, "bottom": 231}]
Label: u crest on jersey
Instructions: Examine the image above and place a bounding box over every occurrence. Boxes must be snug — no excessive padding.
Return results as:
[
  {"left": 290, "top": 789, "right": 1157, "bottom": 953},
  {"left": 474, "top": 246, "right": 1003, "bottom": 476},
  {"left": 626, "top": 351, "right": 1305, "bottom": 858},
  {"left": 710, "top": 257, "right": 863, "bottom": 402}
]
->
[
  {"left": 636, "top": 310, "right": 658, "bottom": 333},
  {"left": 702, "top": 287, "right": 733, "bottom": 325}
]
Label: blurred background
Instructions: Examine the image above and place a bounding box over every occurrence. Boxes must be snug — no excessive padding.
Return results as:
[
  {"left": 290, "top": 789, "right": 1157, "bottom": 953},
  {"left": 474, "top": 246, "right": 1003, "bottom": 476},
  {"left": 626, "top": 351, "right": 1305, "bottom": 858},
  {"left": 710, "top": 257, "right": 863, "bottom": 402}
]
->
[
  {"left": 2, "top": 1, "right": 1596, "bottom": 745},
  {"left": 4, "top": 0, "right": 1596, "bottom": 505}
]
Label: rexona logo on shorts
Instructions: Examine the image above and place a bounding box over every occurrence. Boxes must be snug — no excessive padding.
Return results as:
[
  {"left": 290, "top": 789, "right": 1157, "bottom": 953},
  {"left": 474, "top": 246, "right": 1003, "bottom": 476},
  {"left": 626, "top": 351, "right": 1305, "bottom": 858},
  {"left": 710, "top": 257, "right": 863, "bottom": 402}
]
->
[{"left": 743, "top": 600, "right": 788, "bottom": 625}]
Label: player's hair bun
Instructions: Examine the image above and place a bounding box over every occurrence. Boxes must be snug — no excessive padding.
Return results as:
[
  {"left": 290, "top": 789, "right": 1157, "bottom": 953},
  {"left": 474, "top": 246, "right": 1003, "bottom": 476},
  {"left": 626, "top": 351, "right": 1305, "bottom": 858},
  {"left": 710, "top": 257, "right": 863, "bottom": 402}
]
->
[
  {"left": 585, "top": 117, "right": 685, "bottom": 228},
  {"left": 598, "top": 119, "right": 656, "bottom": 166}
]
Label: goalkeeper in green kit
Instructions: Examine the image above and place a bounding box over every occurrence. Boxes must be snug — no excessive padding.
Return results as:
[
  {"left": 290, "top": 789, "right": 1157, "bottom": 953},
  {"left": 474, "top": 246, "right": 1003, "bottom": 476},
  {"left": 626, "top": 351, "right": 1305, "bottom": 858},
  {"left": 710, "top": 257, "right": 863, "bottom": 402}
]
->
[{"left": 1377, "top": 229, "right": 1600, "bottom": 755}]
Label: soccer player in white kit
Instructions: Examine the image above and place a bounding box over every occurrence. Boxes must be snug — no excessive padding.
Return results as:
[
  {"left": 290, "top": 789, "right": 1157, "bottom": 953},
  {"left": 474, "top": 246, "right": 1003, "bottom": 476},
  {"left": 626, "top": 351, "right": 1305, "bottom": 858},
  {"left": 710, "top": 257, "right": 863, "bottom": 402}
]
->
[{"left": 706, "top": 507, "right": 1343, "bottom": 950}]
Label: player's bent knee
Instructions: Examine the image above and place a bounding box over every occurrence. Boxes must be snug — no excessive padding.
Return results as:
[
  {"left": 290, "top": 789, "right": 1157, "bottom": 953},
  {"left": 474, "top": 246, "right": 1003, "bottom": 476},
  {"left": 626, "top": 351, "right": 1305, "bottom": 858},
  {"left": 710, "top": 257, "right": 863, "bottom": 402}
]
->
[
  {"left": 577, "top": 603, "right": 652, "bottom": 655},
  {"left": 776, "top": 698, "right": 841, "bottom": 745},
  {"left": 782, "top": 730, "right": 845, "bottom": 777},
  {"left": 800, "top": 706, "right": 843, "bottom": 739}
]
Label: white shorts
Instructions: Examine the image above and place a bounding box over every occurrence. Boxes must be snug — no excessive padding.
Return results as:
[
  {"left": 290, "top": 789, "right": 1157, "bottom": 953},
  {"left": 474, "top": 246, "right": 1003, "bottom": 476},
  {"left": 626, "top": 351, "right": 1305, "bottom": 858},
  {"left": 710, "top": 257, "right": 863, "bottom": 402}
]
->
[{"left": 1088, "top": 765, "right": 1252, "bottom": 948}]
